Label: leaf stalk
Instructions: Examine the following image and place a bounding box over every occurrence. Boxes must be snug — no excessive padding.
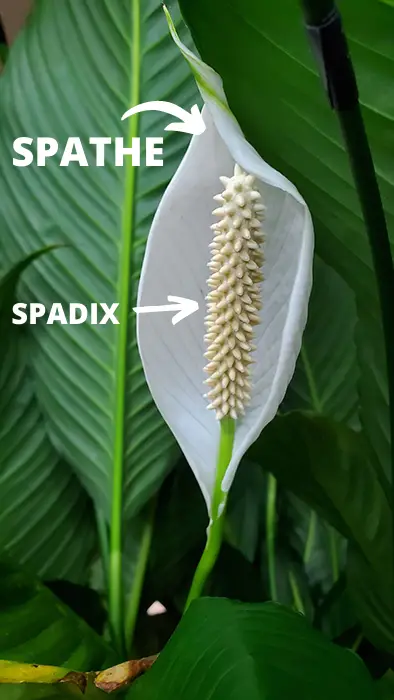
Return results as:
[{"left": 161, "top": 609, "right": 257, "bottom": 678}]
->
[
  {"left": 266, "top": 473, "right": 278, "bottom": 601},
  {"left": 125, "top": 502, "right": 156, "bottom": 655},
  {"left": 109, "top": 0, "right": 141, "bottom": 656}
]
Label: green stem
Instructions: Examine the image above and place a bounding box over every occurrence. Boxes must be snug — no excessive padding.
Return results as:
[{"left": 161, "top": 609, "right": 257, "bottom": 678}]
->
[
  {"left": 351, "top": 632, "right": 363, "bottom": 652},
  {"left": 109, "top": 0, "right": 141, "bottom": 656},
  {"left": 327, "top": 524, "right": 339, "bottom": 583},
  {"left": 266, "top": 473, "right": 278, "bottom": 601},
  {"left": 288, "top": 570, "right": 305, "bottom": 614},
  {"left": 185, "top": 417, "right": 235, "bottom": 609},
  {"left": 300, "top": 0, "right": 394, "bottom": 610},
  {"left": 125, "top": 503, "right": 155, "bottom": 655},
  {"left": 96, "top": 507, "right": 110, "bottom": 591},
  {"left": 301, "top": 347, "right": 322, "bottom": 414},
  {"left": 303, "top": 510, "right": 317, "bottom": 564}
]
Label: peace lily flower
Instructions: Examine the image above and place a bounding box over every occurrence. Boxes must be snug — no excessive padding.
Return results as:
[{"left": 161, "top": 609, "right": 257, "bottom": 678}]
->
[{"left": 136, "top": 9, "right": 314, "bottom": 602}]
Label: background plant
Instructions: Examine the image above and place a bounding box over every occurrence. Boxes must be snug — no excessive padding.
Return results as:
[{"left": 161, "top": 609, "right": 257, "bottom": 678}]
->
[{"left": 0, "top": 0, "right": 393, "bottom": 697}]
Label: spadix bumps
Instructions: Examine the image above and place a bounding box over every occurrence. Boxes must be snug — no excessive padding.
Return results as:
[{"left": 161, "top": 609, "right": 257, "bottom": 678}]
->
[{"left": 204, "top": 165, "right": 264, "bottom": 420}]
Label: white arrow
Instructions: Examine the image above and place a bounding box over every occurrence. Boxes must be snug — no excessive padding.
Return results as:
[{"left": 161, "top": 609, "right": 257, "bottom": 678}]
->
[
  {"left": 133, "top": 295, "right": 199, "bottom": 326},
  {"left": 121, "top": 101, "right": 206, "bottom": 136}
]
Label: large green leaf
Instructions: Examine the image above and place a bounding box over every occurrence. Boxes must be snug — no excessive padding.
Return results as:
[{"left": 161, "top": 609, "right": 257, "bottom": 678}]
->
[
  {"left": 130, "top": 598, "right": 377, "bottom": 700},
  {"left": 147, "top": 461, "right": 207, "bottom": 605},
  {"left": 281, "top": 493, "right": 354, "bottom": 638},
  {"left": 0, "top": 258, "right": 95, "bottom": 582},
  {"left": 250, "top": 413, "right": 390, "bottom": 583},
  {"left": 278, "top": 256, "right": 356, "bottom": 617},
  {"left": 378, "top": 671, "right": 394, "bottom": 699},
  {"left": 0, "top": 559, "right": 114, "bottom": 671},
  {"left": 0, "top": 330, "right": 95, "bottom": 582},
  {"left": 225, "top": 459, "right": 266, "bottom": 564},
  {"left": 0, "top": 0, "right": 198, "bottom": 519},
  {"left": 249, "top": 412, "right": 392, "bottom": 648},
  {"left": 178, "top": 0, "right": 393, "bottom": 481},
  {"left": 0, "top": 688, "right": 99, "bottom": 700},
  {"left": 285, "top": 494, "right": 344, "bottom": 598},
  {"left": 283, "top": 257, "right": 359, "bottom": 426}
]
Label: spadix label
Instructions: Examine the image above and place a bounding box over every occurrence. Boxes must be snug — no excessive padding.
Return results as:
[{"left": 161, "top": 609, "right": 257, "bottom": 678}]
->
[
  {"left": 12, "top": 303, "right": 120, "bottom": 325},
  {"left": 12, "top": 297, "right": 199, "bottom": 325}
]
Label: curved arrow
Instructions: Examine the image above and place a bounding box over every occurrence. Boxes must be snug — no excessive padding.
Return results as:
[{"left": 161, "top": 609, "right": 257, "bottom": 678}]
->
[
  {"left": 133, "top": 295, "right": 199, "bottom": 326},
  {"left": 121, "top": 101, "right": 206, "bottom": 136}
]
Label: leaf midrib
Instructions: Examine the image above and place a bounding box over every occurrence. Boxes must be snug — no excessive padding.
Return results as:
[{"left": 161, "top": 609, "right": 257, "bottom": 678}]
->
[{"left": 109, "top": 0, "right": 141, "bottom": 651}]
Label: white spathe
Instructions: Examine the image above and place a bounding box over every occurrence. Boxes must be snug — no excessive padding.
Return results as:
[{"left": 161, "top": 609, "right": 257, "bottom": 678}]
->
[{"left": 136, "top": 18, "right": 314, "bottom": 514}]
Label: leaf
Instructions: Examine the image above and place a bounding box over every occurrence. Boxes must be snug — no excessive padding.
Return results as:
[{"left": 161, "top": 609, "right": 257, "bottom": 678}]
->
[
  {"left": 0, "top": 663, "right": 98, "bottom": 697},
  {"left": 0, "top": 0, "right": 199, "bottom": 519},
  {"left": 260, "top": 478, "right": 314, "bottom": 617},
  {"left": 147, "top": 461, "right": 207, "bottom": 603},
  {"left": 283, "top": 257, "right": 359, "bottom": 427},
  {"left": 129, "top": 598, "right": 377, "bottom": 700},
  {"left": 280, "top": 493, "right": 354, "bottom": 636},
  {"left": 178, "top": 0, "right": 394, "bottom": 487},
  {"left": 137, "top": 12, "right": 314, "bottom": 513},
  {"left": 249, "top": 411, "right": 392, "bottom": 649},
  {"left": 43, "top": 582, "right": 106, "bottom": 635},
  {"left": 207, "top": 542, "right": 265, "bottom": 603},
  {"left": 0, "top": 340, "right": 95, "bottom": 581},
  {"left": 0, "top": 247, "right": 63, "bottom": 333},
  {"left": 250, "top": 413, "right": 390, "bottom": 576},
  {"left": 0, "top": 688, "right": 90, "bottom": 700},
  {"left": 347, "top": 544, "right": 394, "bottom": 653},
  {"left": 262, "top": 534, "right": 313, "bottom": 617},
  {"left": 224, "top": 459, "right": 266, "bottom": 564},
  {"left": 286, "top": 493, "right": 345, "bottom": 598},
  {"left": 0, "top": 559, "right": 114, "bottom": 671},
  {"left": 0, "top": 662, "right": 73, "bottom": 685},
  {"left": 0, "top": 259, "right": 95, "bottom": 583},
  {"left": 0, "top": 656, "right": 157, "bottom": 698},
  {"left": 378, "top": 671, "right": 394, "bottom": 699}
]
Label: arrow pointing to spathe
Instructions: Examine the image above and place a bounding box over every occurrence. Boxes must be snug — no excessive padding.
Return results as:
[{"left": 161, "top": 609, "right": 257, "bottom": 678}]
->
[
  {"left": 121, "top": 101, "right": 206, "bottom": 136},
  {"left": 133, "top": 295, "right": 199, "bottom": 326}
]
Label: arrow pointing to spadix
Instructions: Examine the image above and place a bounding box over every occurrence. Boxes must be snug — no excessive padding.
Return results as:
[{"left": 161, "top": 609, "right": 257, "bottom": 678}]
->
[
  {"left": 121, "top": 101, "right": 206, "bottom": 136},
  {"left": 133, "top": 295, "right": 199, "bottom": 326}
]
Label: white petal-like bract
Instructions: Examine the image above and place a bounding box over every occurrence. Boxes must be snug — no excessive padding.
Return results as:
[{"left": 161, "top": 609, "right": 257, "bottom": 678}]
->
[{"left": 136, "top": 17, "right": 314, "bottom": 514}]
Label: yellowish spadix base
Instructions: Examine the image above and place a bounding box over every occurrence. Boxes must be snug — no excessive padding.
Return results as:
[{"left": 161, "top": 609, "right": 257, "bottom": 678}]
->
[{"left": 186, "top": 166, "right": 264, "bottom": 610}]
